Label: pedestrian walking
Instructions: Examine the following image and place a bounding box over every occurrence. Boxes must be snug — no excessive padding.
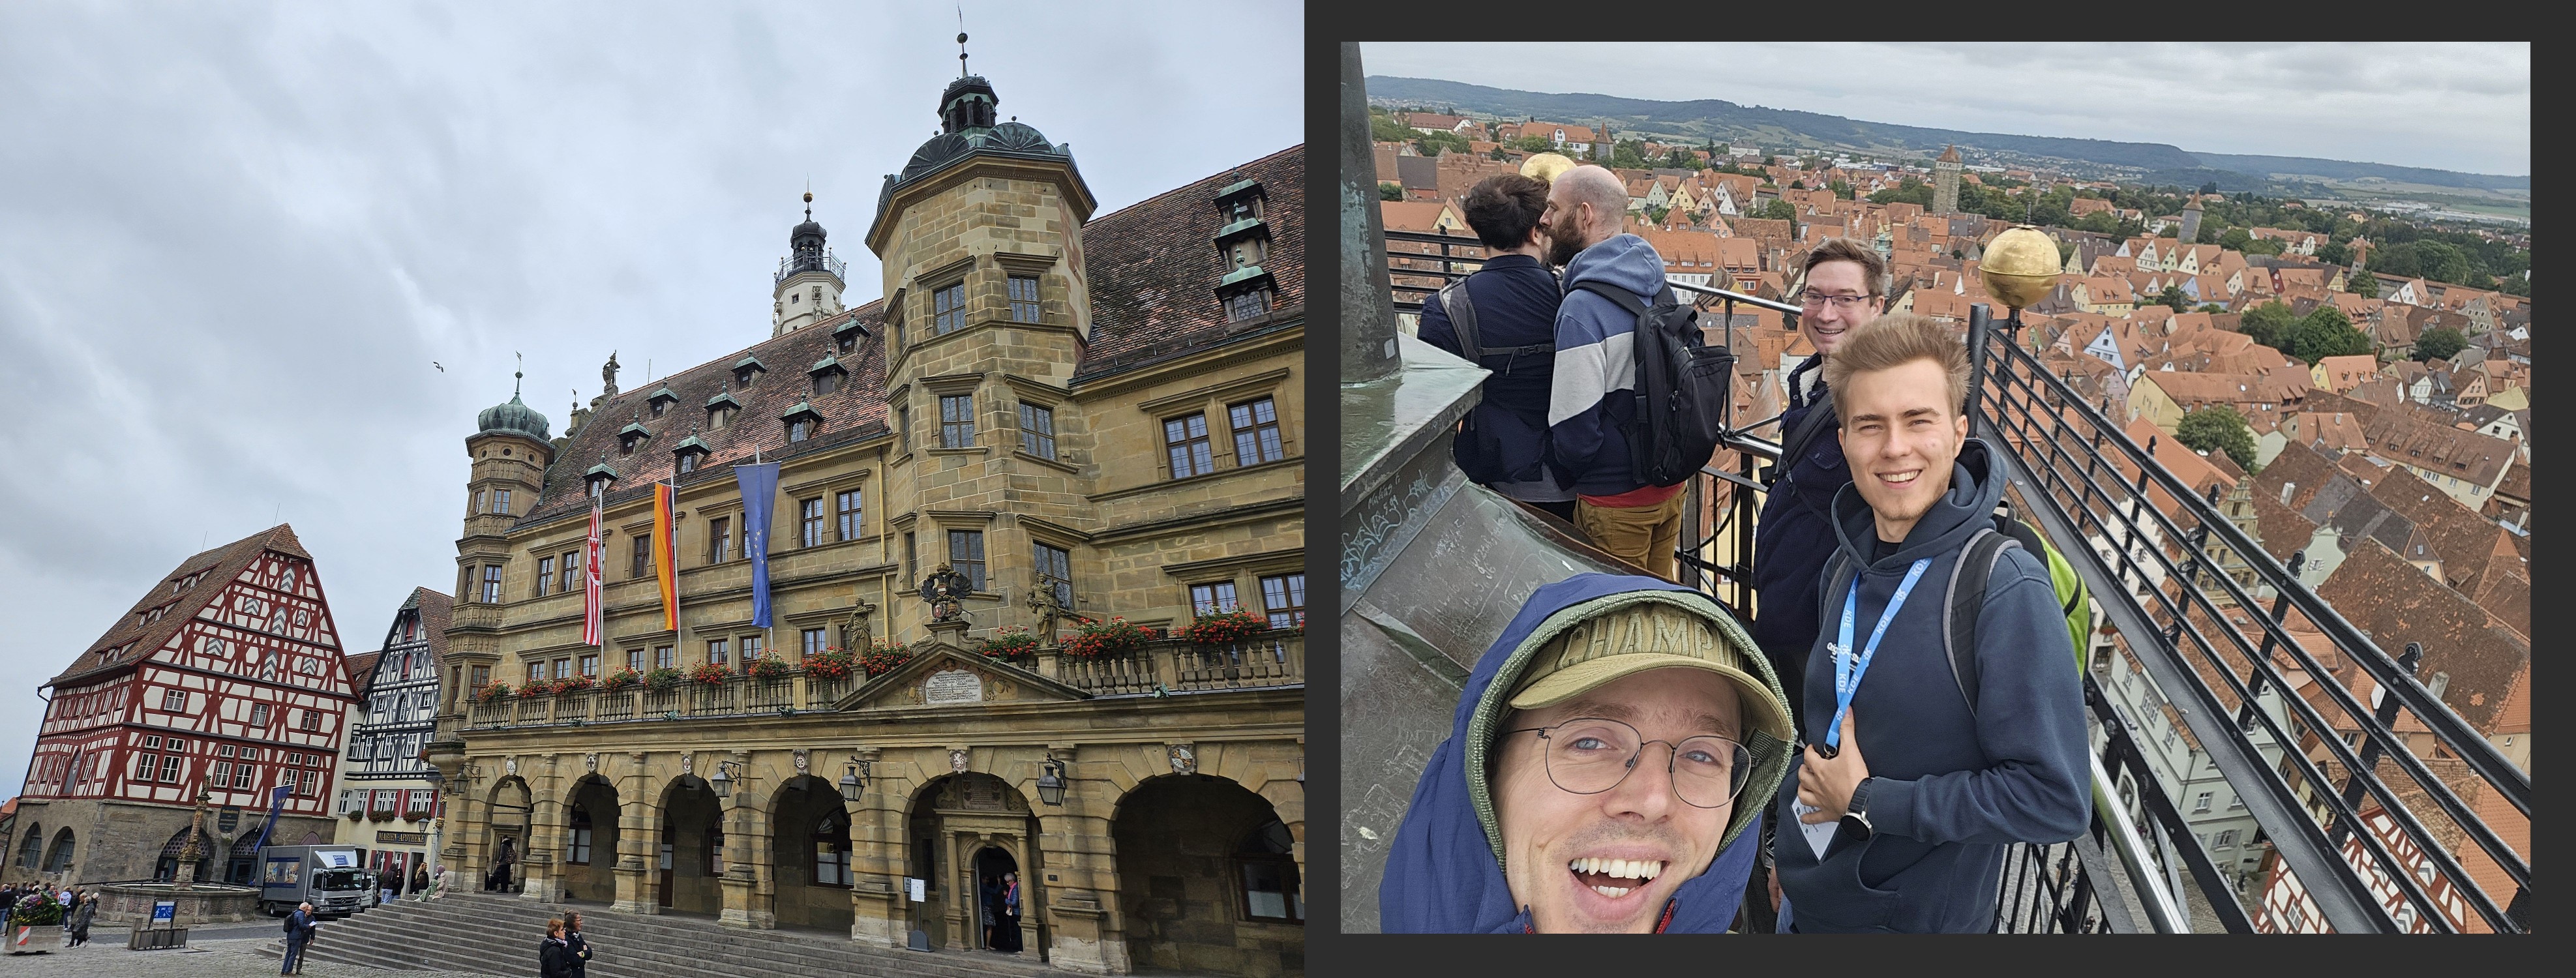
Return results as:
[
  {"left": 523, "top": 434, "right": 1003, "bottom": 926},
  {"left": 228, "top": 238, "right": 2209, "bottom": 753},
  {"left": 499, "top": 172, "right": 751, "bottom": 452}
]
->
[
  {"left": 68, "top": 895, "right": 97, "bottom": 947},
  {"left": 539, "top": 919, "right": 575, "bottom": 978},
  {"left": 978, "top": 875, "right": 998, "bottom": 948},
  {"left": 995, "top": 872, "right": 1024, "bottom": 953}
]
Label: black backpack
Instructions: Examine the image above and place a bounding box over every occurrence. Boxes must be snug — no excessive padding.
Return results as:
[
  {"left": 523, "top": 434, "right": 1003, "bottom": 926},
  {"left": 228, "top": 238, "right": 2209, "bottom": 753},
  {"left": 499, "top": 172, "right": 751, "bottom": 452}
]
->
[
  {"left": 1435, "top": 276, "right": 1558, "bottom": 485},
  {"left": 1570, "top": 281, "right": 1735, "bottom": 488}
]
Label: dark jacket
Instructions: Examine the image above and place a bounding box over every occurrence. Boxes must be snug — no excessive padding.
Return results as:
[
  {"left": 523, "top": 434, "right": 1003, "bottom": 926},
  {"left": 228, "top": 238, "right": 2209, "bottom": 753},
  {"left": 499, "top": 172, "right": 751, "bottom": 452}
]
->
[
  {"left": 1418, "top": 254, "right": 1572, "bottom": 497},
  {"left": 1379, "top": 573, "right": 1789, "bottom": 932},
  {"left": 565, "top": 931, "right": 592, "bottom": 978},
  {"left": 285, "top": 908, "right": 318, "bottom": 943},
  {"left": 1548, "top": 235, "right": 1672, "bottom": 497},
  {"left": 1749, "top": 359, "right": 1847, "bottom": 724},
  {"left": 1769, "top": 439, "right": 2091, "bottom": 932},
  {"left": 539, "top": 938, "right": 575, "bottom": 978}
]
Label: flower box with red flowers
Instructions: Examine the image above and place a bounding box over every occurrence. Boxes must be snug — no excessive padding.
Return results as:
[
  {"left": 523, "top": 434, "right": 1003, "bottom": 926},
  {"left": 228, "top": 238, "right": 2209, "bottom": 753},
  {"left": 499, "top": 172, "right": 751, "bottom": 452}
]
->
[
  {"left": 1178, "top": 608, "right": 1266, "bottom": 646},
  {"left": 475, "top": 683, "right": 515, "bottom": 704},
  {"left": 745, "top": 657, "right": 792, "bottom": 680},
  {"left": 554, "top": 674, "right": 597, "bottom": 696},
  {"left": 976, "top": 626, "right": 1039, "bottom": 660},
  {"left": 603, "top": 668, "right": 645, "bottom": 691},
  {"left": 517, "top": 679, "right": 556, "bottom": 698},
  {"left": 803, "top": 647, "right": 856, "bottom": 681},
  {"left": 1062, "top": 616, "right": 1159, "bottom": 660},
  {"left": 860, "top": 641, "right": 915, "bottom": 677},
  {"left": 686, "top": 662, "right": 731, "bottom": 686}
]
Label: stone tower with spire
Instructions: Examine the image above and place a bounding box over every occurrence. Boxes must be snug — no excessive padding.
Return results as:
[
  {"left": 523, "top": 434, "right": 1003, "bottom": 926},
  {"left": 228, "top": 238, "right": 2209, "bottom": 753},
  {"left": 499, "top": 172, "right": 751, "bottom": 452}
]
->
[
  {"left": 1932, "top": 144, "right": 1963, "bottom": 215},
  {"left": 2180, "top": 194, "right": 2205, "bottom": 244},
  {"left": 452, "top": 365, "right": 552, "bottom": 702},
  {"left": 773, "top": 192, "right": 847, "bottom": 336}
]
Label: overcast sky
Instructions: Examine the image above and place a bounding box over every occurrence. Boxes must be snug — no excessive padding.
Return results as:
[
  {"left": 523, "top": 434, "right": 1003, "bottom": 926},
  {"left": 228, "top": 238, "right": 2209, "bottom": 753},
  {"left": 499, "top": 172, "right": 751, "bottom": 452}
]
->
[
  {"left": 1361, "top": 42, "right": 2528, "bottom": 177},
  {"left": 0, "top": 2, "right": 1299, "bottom": 792}
]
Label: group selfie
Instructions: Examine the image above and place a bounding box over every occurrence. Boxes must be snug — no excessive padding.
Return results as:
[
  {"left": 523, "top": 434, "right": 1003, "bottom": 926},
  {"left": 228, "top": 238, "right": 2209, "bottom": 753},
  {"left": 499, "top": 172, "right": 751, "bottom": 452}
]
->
[{"left": 1379, "top": 163, "right": 2091, "bottom": 934}]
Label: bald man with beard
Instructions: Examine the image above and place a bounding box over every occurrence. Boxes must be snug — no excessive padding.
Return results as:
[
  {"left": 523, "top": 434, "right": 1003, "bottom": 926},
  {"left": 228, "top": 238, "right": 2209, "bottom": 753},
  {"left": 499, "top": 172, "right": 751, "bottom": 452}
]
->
[{"left": 1543, "top": 165, "right": 1688, "bottom": 579}]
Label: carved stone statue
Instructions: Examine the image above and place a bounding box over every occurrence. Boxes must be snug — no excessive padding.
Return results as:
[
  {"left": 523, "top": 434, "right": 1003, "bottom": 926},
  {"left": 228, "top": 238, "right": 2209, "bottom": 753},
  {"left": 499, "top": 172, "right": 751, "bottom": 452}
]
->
[
  {"left": 839, "top": 595, "right": 879, "bottom": 650},
  {"left": 601, "top": 351, "right": 621, "bottom": 400},
  {"left": 919, "top": 564, "right": 970, "bottom": 623}
]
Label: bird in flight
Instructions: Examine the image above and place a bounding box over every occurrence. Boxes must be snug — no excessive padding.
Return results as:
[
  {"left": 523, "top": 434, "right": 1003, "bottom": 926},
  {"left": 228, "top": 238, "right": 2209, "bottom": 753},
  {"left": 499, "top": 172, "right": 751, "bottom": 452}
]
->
[{"left": 432, "top": 362, "right": 445, "bottom": 372}]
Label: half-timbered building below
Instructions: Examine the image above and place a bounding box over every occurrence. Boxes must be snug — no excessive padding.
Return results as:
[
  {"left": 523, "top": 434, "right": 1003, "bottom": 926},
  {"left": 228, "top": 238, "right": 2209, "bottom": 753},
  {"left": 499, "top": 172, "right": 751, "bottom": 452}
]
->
[
  {"left": 330, "top": 587, "right": 453, "bottom": 898},
  {"left": 9, "top": 524, "right": 355, "bottom": 887}
]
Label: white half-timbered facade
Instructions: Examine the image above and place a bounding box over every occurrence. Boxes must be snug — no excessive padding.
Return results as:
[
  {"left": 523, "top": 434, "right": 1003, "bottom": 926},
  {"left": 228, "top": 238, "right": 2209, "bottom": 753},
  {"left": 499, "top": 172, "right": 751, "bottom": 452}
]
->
[
  {"left": 7, "top": 524, "right": 357, "bottom": 885},
  {"left": 331, "top": 587, "right": 451, "bottom": 895}
]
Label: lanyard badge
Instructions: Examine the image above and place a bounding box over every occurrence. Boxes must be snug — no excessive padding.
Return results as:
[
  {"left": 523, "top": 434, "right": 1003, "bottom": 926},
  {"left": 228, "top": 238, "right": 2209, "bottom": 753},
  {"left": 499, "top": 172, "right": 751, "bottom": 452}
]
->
[{"left": 1820, "top": 557, "right": 1932, "bottom": 758}]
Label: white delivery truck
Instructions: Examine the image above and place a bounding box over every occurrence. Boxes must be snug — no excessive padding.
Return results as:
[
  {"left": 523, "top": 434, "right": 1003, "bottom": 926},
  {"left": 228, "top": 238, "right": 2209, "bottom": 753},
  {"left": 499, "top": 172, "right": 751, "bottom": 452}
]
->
[{"left": 258, "top": 845, "right": 374, "bottom": 917}]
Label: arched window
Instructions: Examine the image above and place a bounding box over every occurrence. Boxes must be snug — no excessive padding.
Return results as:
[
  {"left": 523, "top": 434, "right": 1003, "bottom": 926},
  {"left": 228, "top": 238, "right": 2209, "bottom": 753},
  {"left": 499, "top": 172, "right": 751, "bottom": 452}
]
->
[
  {"left": 811, "top": 808, "right": 850, "bottom": 886},
  {"left": 15, "top": 823, "right": 42, "bottom": 868},
  {"left": 42, "top": 828, "right": 76, "bottom": 873},
  {"left": 1236, "top": 819, "right": 1301, "bottom": 923}
]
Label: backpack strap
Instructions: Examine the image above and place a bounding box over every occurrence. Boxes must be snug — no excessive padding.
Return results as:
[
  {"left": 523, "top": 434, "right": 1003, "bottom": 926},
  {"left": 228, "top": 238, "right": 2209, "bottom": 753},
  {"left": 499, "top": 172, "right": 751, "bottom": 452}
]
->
[
  {"left": 1439, "top": 275, "right": 1556, "bottom": 376},
  {"left": 1436, "top": 277, "right": 1482, "bottom": 364},
  {"left": 1765, "top": 400, "right": 1838, "bottom": 488},
  {"left": 1941, "top": 527, "right": 2018, "bottom": 717}
]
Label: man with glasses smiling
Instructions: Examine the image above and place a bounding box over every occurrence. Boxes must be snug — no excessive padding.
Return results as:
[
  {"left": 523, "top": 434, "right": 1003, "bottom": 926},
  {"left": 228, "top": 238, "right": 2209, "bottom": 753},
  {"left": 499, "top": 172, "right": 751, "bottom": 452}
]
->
[{"left": 1380, "top": 573, "right": 1795, "bottom": 933}]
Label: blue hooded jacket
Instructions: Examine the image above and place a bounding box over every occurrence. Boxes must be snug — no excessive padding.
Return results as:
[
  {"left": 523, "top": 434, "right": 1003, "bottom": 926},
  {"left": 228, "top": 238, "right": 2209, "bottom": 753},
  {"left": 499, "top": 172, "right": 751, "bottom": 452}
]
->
[
  {"left": 1769, "top": 439, "right": 2091, "bottom": 932},
  {"left": 1379, "top": 573, "right": 1791, "bottom": 933},
  {"left": 1749, "top": 358, "right": 1847, "bottom": 727},
  {"left": 1546, "top": 234, "right": 1675, "bottom": 497}
]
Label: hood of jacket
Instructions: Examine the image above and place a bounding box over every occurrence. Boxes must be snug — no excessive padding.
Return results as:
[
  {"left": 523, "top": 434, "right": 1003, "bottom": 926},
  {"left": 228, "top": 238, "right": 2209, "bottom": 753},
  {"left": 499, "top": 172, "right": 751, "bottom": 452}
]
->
[
  {"left": 1829, "top": 437, "right": 2005, "bottom": 570},
  {"left": 1561, "top": 233, "right": 1670, "bottom": 300},
  {"left": 1378, "top": 573, "right": 1791, "bottom": 932}
]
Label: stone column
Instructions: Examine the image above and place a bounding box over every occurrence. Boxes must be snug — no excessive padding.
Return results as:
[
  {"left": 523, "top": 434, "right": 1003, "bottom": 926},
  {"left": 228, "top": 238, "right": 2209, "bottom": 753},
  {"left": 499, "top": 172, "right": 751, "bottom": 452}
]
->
[
  {"left": 846, "top": 747, "right": 903, "bottom": 947},
  {"left": 612, "top": 751, "right": 655, "bottom": 913},
  {"left": 1035, "top": 745, "right": 1122, "bottom": 976},
  {"left": 522, "top": 754, "right": 567, "bottom": 902},
  {"left": 717, "top": 750, "right": 773, "bottom": 929}
]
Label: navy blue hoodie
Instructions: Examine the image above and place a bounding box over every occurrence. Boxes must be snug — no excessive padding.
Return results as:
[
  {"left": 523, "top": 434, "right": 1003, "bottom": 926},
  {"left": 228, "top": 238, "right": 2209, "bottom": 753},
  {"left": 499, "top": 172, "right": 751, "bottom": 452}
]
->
[
  {"left": 1546, "top": 235, "right": 1673, "bottom": 497},
  {"left": 1419, "top": 254, "right": 1572, "bottom": 496},
  {"left": 1770, "top": 439, "right": 2090, "bottom": 933},
  {"left": 1750, "top": 359, "right": 1846, "bottom": 724},
  {"left": 1379, "top": 574, "right": 1790, "bottom": 933}
]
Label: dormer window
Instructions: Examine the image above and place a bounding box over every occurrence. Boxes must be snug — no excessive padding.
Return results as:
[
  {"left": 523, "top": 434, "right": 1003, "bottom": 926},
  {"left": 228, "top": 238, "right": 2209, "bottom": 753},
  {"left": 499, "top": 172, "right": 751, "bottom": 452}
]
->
[
  {"left": 811, "top": 357, "right": 848, "bottom": 396},
  {"left": 648, "top": 387, "right": 678, "bottom": 418},
  {"left": 585, "top": 464, "right": 618, "bottom": 498},
  {"left": 734, "top": 356, "right": 766, "bottom": 389},
  {"left": 707, "top": 393, "right": 743, "bottom": 430},
  {"left": 619, "top": 422, "right": 650, "bottom": 456},
  {"left": 833, "top": 316, "right": 865, "bottom": 355},
  {"left": 782, "top": 402, "right": 823, "bottom": 444},
  {"left": 1225, "top": 288, "right": 1271, "bottom": 323}
]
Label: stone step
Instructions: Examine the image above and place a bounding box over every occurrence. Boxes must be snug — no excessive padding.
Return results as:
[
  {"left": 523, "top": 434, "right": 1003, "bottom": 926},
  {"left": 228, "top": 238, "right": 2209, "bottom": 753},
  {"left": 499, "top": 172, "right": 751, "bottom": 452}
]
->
[{"left": 261, "top": 895, "right": 1077, "bottom": 978}]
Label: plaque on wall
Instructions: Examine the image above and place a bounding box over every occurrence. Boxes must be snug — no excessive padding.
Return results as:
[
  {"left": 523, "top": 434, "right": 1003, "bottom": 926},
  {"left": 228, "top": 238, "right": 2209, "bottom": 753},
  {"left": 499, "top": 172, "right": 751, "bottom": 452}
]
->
[{"left": 923, "top": 669, "right": 983, "bottom": 705}]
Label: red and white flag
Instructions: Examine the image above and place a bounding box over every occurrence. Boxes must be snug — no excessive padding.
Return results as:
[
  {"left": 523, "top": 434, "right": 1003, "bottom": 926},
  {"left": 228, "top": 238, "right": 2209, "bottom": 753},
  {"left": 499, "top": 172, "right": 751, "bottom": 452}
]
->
[{"left": 581, "top": 488, "right": 606, "bottom": 647}]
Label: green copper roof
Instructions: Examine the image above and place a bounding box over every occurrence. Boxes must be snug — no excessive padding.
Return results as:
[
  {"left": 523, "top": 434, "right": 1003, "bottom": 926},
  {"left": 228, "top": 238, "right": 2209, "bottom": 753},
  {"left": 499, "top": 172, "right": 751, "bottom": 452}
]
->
[
  {"left": 706, "top": 392, "right": 743, "bottom": 409},
  {"left": 673, "top": 435, "right": 711, "bottom": 454},
  {"left": 1214, "top": 217, "right": 1266, "bottom": 241},
  {"left": 734, "top": 355, "right": 766, "bottom": 371},
  {"left": 1216, "top": 177, "right": 1261, "bottom": 199},
  {"left": 779, "top": 400, "right": 821, "bottom": 420},
  {"left": 1218, "top": 265, "right": 1270, "bottom": 288},
  {"left": 809, "top": 355, "right": 841, "bottom": 373},
  {"left": 476, "top": 391, "right": 551, "bottom": 441},
  {"left": 584, "top": 462, "right": 619, "bottom": 481}
]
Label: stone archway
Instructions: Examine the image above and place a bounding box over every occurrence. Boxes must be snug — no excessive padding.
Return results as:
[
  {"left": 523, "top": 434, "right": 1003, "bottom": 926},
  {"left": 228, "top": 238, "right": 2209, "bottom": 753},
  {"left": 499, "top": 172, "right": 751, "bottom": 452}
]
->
[
  {"left": 562, "top": 774, "right": 621, "bottom": 904},
  {"left": 151, "top": 825, "right": 213, "bottom": 883},
  {"left": 42, "top": 828, "right": 76, "bottom": 875},
  {"left": 656, "top": 775, "right": 725, "bottom": 916},
  {"left": 485, "top": 776, "right": 532, "bottom": 893},
  {"left": 1111, "top": 774, "right": 1302, "bottom": 978},
  {"left": 768, "top": 774, "right": 853, "bottom": 933},
  {"left": 905, "top": 773, "right": 1045, "bottom": 956}
]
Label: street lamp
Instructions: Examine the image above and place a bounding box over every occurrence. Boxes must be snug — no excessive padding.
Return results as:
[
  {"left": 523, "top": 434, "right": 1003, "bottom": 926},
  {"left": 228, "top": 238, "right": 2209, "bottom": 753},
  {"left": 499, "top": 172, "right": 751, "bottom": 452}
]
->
[
  {"left": 838, "top": 756, "right": 872, "bottom": 803},
  {"left": 1035, "top": 758, "right": 1068, "bottom": 807},
  {"left": 710, "top": 759, "right": 741, "bottom": 799}
]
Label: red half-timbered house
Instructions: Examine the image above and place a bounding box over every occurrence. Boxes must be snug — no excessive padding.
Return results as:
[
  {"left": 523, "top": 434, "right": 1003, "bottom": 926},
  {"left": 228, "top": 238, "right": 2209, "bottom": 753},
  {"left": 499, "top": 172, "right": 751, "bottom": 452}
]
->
[{"left": 7, "top": 524, "right": 357, "bottom": 885}]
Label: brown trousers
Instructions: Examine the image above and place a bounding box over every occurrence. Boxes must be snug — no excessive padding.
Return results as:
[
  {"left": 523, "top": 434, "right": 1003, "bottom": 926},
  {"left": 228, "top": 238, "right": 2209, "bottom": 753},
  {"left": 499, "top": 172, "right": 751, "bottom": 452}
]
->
[{"left": 1575, "top": 492, "right": 1686, "bottom": 580}]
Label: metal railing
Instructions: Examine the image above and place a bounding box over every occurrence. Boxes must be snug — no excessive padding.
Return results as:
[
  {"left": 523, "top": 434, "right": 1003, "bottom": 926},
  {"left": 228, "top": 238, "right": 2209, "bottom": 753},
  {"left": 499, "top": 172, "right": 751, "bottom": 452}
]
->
[
  {"left": 774, "top": 250, "right": 848, "bottom": 286},
  {"left": 1379, "top": 235, "right": 2528, "bottom": 932}
]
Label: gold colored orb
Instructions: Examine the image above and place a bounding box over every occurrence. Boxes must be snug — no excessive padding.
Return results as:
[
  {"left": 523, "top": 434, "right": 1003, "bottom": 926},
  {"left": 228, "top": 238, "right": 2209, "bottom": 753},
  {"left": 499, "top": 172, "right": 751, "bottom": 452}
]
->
[
  {"left": 1980, "top": 224, "right": 2063, "bottom": 309},
  {"left": 1520, "top": 153, "right": 1577, "bottom": 185}
]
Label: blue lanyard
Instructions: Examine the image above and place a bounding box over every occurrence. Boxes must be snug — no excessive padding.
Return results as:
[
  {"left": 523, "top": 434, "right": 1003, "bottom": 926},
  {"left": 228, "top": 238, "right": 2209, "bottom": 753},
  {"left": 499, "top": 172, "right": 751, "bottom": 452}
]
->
[{"left": 1827, "top": 557, "right": 1932, "bottom": 754}]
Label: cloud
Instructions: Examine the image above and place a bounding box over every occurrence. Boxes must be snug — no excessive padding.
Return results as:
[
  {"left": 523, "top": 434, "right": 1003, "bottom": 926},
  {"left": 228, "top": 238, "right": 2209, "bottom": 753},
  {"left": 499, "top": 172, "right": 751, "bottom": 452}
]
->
[
  {"left": 0, "top": 1, "right": 1299, "bottom": 789},
  {"left": 1359, "top": 42, "right": 2527, "bottom": 175}
]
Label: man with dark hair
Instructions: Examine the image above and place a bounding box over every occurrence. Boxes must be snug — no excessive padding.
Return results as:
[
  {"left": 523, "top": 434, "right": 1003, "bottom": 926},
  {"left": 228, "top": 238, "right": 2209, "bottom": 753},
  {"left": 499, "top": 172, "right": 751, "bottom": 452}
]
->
[
  {"left": 1418, "top": 173, "right": 1576, "bottom": 519},
  {"left": 1769, "top": 313, "right": 2088, "bottom": 932},
  {"left": 1750, "top": 237, "right": 1891, "bottom": 713},
  {"left": 1545, "top": 165, "right": 1686, "bottom": 577}
]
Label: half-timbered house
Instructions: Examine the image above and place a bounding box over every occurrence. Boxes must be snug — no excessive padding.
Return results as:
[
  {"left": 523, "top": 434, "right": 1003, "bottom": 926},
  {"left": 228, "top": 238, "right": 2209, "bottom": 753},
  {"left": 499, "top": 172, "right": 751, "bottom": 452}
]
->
[
  {"left": 330, "top": 587, "right": 453, "bottom": 898},
  {"left": 8, "top": 524, "right": 357, "bottom": 886}
]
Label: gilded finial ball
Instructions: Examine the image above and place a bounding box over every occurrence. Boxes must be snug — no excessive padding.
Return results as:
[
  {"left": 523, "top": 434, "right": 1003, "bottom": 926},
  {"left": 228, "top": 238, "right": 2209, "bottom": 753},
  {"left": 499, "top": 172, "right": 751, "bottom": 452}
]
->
[
  {"left": 958, "top": 32, "right": 968, "bottom": 44},
  {"left": 803, "top": 191, "right": 813, "bottom": 203}
]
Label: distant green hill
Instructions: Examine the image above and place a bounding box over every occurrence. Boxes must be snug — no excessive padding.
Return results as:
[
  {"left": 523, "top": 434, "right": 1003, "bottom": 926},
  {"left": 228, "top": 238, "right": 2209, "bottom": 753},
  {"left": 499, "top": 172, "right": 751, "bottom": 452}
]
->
[{"left": 1366, "top": 76, "right": 2526, "bottom": 192}]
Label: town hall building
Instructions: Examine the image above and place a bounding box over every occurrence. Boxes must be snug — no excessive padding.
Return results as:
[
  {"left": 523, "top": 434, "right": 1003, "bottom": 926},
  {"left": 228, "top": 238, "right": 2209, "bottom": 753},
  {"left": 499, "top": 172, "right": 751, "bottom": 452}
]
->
[{"left": 425, "top": 65, "right": 1305, "bottom": 977}]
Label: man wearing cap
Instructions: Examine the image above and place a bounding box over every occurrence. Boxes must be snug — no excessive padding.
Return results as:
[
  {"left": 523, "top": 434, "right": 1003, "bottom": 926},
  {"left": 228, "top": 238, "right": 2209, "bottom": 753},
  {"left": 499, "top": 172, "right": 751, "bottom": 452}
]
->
[
  {"left": 1379, "top": 574, "right": 1795, "bottom": 932},
  {"left": 1768, "top": 314, "right": 2089, "bottom": 932}
]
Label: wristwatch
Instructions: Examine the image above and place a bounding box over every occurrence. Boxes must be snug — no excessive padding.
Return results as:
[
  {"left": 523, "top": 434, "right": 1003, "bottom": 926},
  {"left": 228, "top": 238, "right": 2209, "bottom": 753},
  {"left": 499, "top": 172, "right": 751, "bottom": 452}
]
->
[{"left": 1840, "top": 777, "right": 1880, "bottom": 839}]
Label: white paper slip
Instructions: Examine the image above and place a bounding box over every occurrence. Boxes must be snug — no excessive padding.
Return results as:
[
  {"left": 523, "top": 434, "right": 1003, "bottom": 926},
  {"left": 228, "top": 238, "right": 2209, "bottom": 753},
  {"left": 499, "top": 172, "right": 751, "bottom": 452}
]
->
[{"left": 1791, "top": 799, "right": 1835, "bottom": 859}]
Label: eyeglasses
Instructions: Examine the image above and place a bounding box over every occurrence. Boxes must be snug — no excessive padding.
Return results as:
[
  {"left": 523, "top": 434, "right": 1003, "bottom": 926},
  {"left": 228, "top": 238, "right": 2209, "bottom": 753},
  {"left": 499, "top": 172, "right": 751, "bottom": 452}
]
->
[
  {"left": 1795, "top": 291, "right": 1878, "bottom": 310},
  {"left": 1504, "top": 717, "right": 1752, "bottom": 809}
]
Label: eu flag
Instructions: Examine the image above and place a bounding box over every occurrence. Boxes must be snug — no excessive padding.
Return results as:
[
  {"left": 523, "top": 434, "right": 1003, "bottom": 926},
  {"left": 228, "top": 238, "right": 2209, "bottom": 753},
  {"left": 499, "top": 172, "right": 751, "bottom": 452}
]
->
[{"left": 734, "top": 462, "right": 781, "bottom": 627}]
